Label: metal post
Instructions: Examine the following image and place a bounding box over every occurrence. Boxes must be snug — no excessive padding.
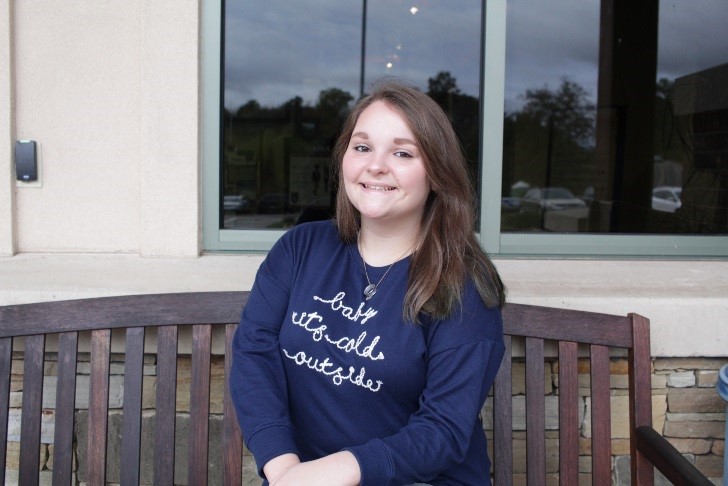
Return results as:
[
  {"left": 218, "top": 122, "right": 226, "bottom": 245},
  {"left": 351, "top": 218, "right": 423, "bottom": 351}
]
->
[{"left": 359, "top": 0, "right": 367, "bottom": 98}]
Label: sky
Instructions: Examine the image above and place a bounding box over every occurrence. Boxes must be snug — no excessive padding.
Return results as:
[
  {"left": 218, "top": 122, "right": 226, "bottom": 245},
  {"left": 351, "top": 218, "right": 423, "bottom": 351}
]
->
[{"left": 224, "top": 0, "right": 728, "bottom": 113}]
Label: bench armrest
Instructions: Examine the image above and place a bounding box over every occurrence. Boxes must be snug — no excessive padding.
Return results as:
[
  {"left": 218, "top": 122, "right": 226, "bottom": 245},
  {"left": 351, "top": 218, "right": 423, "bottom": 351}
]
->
[{"left": 635, "top": 425, "right": 713, "bottom": 486}]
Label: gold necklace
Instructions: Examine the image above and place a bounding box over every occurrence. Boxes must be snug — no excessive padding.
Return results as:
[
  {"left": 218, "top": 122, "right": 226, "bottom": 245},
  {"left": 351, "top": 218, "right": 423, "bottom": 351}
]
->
[{"left": 358, "top": 235, "right": 413, "bottom": 300}]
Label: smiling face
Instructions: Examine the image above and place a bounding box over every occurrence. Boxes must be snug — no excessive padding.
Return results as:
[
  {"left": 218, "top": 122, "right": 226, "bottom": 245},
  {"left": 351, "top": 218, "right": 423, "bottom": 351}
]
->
[{"left": 342, "top": 100, "right": 431, "bottom": 230}]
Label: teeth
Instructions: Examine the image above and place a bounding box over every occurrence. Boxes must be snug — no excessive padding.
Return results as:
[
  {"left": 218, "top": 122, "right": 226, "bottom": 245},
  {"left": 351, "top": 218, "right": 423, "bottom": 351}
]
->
[{"left": 364, "top": 184, "right": 394, "bottom": 191}]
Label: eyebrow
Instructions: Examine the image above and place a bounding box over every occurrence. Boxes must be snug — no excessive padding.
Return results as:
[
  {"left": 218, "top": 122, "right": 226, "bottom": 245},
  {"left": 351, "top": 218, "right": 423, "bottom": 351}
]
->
[
  {"left": 351, "top": 132, "right": 417, "bottom": 147},
  {"left": 393, "top": 137, "right": 417, "bottom": 146}
]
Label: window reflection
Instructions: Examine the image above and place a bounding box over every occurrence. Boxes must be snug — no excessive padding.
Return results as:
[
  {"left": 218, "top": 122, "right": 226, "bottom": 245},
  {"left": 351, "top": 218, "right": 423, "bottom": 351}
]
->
[
  {"left": 502, "top": 0, "right": 728, "bottom": 235},
  {"left": 222, "top": 0, "right": 482, "bottom": 230}
]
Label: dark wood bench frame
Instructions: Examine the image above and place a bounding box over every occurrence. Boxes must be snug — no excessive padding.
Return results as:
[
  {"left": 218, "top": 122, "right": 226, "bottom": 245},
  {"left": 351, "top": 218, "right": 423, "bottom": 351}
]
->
[{"left": 0, "top": 292, "right": 712, "bottom": 485}]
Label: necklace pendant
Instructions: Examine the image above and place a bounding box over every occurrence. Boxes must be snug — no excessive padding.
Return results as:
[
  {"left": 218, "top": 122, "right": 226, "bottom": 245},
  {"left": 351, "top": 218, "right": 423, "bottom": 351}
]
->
[{"left": 364, "top": 284, "right": 377, "bottom": 300}]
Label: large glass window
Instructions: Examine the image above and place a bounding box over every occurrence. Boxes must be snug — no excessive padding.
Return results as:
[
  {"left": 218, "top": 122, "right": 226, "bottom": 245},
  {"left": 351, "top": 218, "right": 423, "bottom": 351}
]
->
[
  {"left": 222, "top": 0, "right": 483, "bottom": 231},
  {"left": 207, "top": 0, "right": 728, "bottom": 255},
  {"left": 502, "top": 0, "right": 728, "bottom": 236}
]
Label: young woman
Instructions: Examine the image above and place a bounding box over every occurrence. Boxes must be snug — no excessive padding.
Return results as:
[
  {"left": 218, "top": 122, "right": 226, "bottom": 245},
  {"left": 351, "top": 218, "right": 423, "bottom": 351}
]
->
[{"left": 230, "top": 80, "right": 506, "bottom": 486}]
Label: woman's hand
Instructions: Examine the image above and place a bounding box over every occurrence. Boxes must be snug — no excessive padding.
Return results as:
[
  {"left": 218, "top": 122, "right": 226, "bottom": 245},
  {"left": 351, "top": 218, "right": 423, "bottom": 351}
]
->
[{"left": 269, "top": 451, "right": 361, "bottom": 486}]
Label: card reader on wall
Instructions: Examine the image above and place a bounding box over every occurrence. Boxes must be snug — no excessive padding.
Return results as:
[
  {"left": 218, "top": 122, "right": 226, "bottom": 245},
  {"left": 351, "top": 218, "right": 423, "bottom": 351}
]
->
[{"left": 15, "top": 140, "right": 38, "bottom": 182}]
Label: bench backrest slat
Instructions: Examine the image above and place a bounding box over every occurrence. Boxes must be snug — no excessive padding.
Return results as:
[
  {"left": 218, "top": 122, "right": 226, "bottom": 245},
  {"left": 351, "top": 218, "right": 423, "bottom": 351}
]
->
[
  {"left": 590, "top": 344, "right": 613, "bottom": 482},
  {"left": 52, "top": 331, "right": 79, "bottom": 485},
  {"left": 492, "top": 333, "right": 512, "bottom": 484},
  {"left": 87, "top": 329, "right": 111, "bottom": 485},
  {"left": 154, "top": 325, "right": 179, "bottom": 485},
  {"left": 121, "top": 327, "right": 146, "bottom": 486},
  {"left": 0, "top": 337, "right": 12, "bottom": 486},
  {"left": 630, "top": 313, "right": 655, "bottom": 484},
  {"left": 223, "top": 323, "right": 244, "bottom": 485},
  {"left": 557, "top": 340, "right": 579, "bottom": 486},
  {"left": 189, "top": 324, "right": 212, "bottom": 485},
  {"left": 525, "top": 336, "right": 546, "bottom": 484},
  {"left": 19, "top": 334, "right": 45, "bottom": 486}
]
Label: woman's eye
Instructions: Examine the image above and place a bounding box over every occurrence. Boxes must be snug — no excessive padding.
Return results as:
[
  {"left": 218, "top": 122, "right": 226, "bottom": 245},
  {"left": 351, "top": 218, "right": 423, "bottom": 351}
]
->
[
  {"left": 352, "top": 144, "right": 370, "bottom": 152},
  {"left": 394, "top": 150, "right": 413, "bottom": 158}
]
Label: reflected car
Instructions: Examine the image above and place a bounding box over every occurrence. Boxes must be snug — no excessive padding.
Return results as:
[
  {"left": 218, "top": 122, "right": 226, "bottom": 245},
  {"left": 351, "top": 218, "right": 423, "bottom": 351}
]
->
[
  {"left": 501, "top": 197, "right": 522, "bottom": 212},
  {"left": 223, "top": 195, "right": 250, "bottom": 213},
  {"left": 520, "top": 187, "right": 587, "bottom": 214},
  {"left": 652, "top": 186, "right": 682, "bottom": 213},
  {"left": 258, "top": 193, "right": 290, "bottom": 214}
]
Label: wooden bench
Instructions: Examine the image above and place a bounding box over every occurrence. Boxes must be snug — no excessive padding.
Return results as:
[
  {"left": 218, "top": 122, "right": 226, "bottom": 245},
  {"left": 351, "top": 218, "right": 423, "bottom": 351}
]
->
[{"left": 0, "top": 292, "right": 712, "bottom": 485}]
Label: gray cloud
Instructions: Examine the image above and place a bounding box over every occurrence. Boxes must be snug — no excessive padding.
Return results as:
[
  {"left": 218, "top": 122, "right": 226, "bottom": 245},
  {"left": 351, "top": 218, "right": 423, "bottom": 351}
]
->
[
  {"left": 224, "top": 0, "right": 727, "bottom": 114},
  {"left": 225, "top": 0, "right": 482, "bottom": 110}
]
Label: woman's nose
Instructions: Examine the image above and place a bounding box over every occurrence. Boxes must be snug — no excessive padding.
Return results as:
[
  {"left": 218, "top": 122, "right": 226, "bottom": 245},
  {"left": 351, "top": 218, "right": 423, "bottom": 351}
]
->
[{"left": 366, "top": 151, "right": 389, "bottom": 174}]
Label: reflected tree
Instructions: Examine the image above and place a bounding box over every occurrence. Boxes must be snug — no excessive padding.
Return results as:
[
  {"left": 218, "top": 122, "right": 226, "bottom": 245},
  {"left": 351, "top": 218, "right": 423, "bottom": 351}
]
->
[{"left": 503, "top": 78, "right": 596, "bottom": 197}]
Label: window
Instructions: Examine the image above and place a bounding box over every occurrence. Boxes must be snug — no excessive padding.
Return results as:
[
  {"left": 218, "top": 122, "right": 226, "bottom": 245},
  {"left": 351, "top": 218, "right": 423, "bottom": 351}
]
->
[
  {"left": 203, "top": 0, "right": 728, "bottom": 256},
  {"left": 497, "top": 0, "right": 728, "bottom": 255},
  {"left": 219, "top": 0, "right": 482, "bottom": 239}
]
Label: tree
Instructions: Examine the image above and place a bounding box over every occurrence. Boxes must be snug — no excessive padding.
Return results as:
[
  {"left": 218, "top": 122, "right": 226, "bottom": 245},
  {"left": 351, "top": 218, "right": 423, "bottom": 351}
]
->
[
  {"left": 520, "top": 78, "right": 595, "bottom": 145},
  {"left": 427, "top": 71, "right": 460, "bottom": 96}
]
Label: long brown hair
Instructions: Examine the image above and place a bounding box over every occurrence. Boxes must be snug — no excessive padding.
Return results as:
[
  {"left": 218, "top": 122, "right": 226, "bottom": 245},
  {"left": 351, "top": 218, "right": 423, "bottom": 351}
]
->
[{"left": 332, "top": 79, "right": 506, "bottom": 322}]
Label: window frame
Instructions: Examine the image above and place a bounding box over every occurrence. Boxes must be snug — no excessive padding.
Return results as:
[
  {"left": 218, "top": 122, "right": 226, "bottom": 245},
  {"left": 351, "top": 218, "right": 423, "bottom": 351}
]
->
[{"left": 202, "top": 0, "right": 728, "bottom": 257}]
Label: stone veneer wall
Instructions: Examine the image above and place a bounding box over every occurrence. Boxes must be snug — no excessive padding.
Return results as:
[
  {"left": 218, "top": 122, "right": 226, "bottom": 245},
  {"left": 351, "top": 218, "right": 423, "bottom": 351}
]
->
[{"left": 4, "top": 352, "right": 727, "bottom": 485}]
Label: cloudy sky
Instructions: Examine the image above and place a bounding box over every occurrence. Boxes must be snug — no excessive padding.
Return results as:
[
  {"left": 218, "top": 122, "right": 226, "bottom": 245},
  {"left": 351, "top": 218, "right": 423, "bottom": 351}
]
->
[{"left": 224, "top": 0, "right": 727, "bottom": 113}]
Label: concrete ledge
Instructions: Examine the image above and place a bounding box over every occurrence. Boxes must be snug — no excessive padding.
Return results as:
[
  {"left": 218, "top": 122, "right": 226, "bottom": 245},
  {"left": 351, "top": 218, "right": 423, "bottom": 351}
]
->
[{"left": 0, "top": 253, "right": 727, "bottom": 357}]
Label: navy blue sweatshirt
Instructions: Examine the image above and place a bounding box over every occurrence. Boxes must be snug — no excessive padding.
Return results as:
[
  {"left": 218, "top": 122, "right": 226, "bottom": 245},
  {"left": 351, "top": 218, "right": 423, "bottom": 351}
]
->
[{"left": 230, "top": 221, "right": 504, "bottom": 485}]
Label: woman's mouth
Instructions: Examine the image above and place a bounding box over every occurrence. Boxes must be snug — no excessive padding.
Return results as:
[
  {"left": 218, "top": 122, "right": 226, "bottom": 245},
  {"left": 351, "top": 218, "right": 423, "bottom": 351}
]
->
[{"left": 362, "top": 183, "right": 395, "bottom": 192}]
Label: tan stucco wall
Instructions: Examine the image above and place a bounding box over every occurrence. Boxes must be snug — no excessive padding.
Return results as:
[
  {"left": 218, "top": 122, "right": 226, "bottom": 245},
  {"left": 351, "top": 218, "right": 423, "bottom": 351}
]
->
[
  {"left": 4, "top": 1, "right": 199, "bottom": 256},
  {"left": 0, "top": 0, "right": 16, "bottom": 256}
]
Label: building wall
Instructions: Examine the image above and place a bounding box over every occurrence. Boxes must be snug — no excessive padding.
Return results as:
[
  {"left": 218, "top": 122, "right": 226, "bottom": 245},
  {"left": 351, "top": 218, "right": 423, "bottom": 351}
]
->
[
  {"left": 1, "top": 0, "right": 200, "bottom": 257},
  {"left": 0, "top": 3, "right": 726, "bottom": 482},
  {"left": 1, "top": 1, "right": 727, "bottom": 358}
]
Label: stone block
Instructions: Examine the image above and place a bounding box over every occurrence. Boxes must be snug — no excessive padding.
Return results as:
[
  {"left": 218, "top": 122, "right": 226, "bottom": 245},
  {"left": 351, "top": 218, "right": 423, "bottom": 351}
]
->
[
  {"left": 511, "top": 362, "right": 553, "bottom": 395},
  {"left": 611, "top": 438, "right": 631, "bottom": 455},
  {"left": 694, "top": 454, "right": 725, "bottom": 479},
  {"left": 7, "top": 409, "right": 55, "bottom": 443},
  {"left": 612, "top": 455, "right": 630, "bottom": 486},
  {"left": 712, "top": 439, "right": 724, "bottom": 456},
  {"left": 696, "top": 370, "right": 719, "bottom": 387},
  {"left": 577, "top": 374, "right": 629, "bottom": 390},
  {"left": 666, "top": 438, "right": 712, "bottom": 454},
  {"left": 74, "top": 408, "right": 236, "bottom": 485},
  {"left": 582, "top": 396, "right": 666, "bottom": 439},
  {"left": 651, "top": 373, "right": 667, "bottom": 389},
  {"left": 654, "top": 358, "right": 726, "bottom": 371},
  {"left": 668, "top": 388, "right": 725, "bottom": 413},
  {"left": 555, "top": 358, "right": 629, "bottom": 375},
  {"left": 481, "top": 395, "right": 574, "bottom": 431},
  {"left": 614, "top": 454, "right": 698, "bottom": 486},
  {"left": 653, "top": 395, "right": 668, "bottom": 432},
  {"left": 4, "top": 441, "right": 19, "bottom": 469},
  {"left": 581, "top": 397, "right": 629, "bottom": 439},
  {"left": 512, "top": 438, "right": 560, "bottom": 473},
  {"left": 174, "top": 356, "right": 226, "bottom": 415},
  {"left": 514, "top": 395, "right": 562, "bottom": 431},
  {"left": 2, "top": 441, "right": 50, "bottom": 472},
  {"left": 667, "top": 371, "right": 695, "bottom": 388},
  {"left": 667, "top": 412, "right": 725, "bottom": 422},
  {"left": 2, "top": 469, "right": 54, "bottom": 486},
  {"left": 663, "top": 421, "right": 725, "bottom": 439},
  {"left": 579, "top": 437, "right": 591, "bottom": 454},
  {"left": 42, "top": 374, "right": 125, "bottom": 410}
]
